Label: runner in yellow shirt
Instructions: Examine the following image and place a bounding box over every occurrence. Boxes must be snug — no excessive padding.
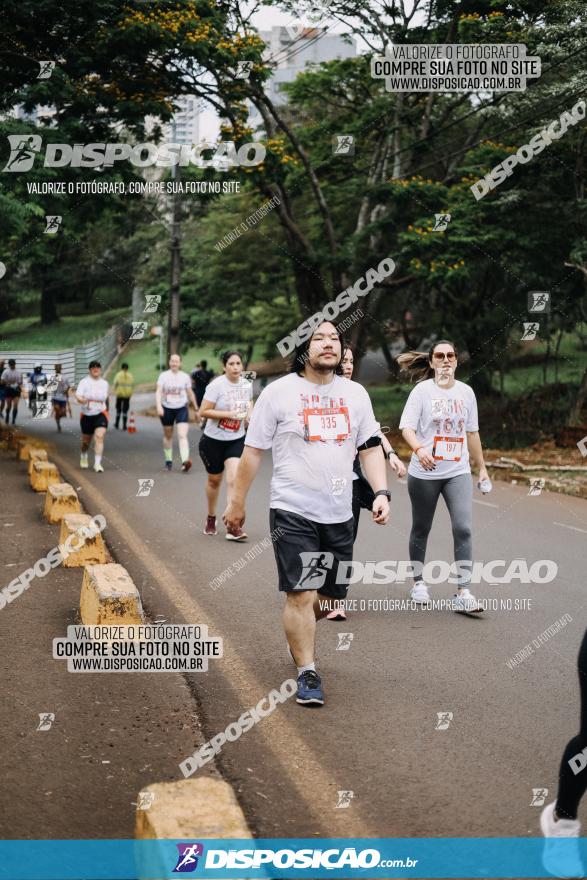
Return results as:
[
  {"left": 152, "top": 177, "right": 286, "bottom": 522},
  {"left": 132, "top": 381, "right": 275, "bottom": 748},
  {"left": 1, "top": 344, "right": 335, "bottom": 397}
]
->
[{"left": 113, "top": 362, "right": 134, "bottom": 430}]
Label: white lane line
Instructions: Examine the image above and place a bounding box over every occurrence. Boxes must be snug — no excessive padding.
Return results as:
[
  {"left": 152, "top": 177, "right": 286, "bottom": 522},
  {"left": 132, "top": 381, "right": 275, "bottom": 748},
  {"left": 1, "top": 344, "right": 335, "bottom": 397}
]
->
[
  {"left": 473, "top": 499, "right": 499, "bottom": 508},
  {"left": 553, "top": 521, "right": 587, "bottom": 535}
]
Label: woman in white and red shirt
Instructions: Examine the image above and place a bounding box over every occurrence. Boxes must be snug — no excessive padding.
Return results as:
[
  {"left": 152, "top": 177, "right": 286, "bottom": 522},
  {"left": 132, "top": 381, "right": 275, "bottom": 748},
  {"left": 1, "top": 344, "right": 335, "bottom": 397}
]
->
[
  {"left": 398, "top": 339, "right": 491, "bottom": 614},
  {"left": 198, "top": 350, "right": 253, "bottom": 541}
]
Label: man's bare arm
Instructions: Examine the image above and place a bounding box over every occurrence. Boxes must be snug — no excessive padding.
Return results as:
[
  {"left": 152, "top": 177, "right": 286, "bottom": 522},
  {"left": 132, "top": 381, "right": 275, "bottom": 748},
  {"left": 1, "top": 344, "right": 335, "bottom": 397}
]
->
[{"left": 223, "top": 446, "right": 264, "bottom": 529}]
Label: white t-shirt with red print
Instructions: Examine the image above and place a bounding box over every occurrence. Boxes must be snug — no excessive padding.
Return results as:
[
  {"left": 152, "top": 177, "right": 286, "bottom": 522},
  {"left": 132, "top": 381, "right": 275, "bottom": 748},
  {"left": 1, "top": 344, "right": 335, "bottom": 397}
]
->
[
  {"left": 157, "top": 369, "right": 191, "bottom": 409},
  {"left": 245, "top": 373, "right": 380, "bottom": 524},
  {"left": 399, "top": 378, "right": 479, "bottom": 480}
]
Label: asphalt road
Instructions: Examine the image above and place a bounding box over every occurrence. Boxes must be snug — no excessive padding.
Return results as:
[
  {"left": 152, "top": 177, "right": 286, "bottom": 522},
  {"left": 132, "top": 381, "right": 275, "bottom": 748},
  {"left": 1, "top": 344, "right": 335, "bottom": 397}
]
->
[{"left": 13, "top": 396, "right": 587, "bottom": 840}]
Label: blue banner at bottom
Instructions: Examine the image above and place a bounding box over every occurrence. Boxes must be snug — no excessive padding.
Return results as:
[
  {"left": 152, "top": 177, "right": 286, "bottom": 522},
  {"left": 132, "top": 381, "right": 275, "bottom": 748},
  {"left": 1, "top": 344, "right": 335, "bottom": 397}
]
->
[{"left": 0, "top": 838, "right": 585, "bottom": 879}]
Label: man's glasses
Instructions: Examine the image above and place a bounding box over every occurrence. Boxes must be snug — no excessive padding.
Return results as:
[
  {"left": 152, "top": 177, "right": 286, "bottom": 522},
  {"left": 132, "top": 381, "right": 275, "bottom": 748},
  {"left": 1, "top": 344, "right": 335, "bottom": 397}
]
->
[{"left": 432, "top": 352, "right": 456, "bottom": 361}]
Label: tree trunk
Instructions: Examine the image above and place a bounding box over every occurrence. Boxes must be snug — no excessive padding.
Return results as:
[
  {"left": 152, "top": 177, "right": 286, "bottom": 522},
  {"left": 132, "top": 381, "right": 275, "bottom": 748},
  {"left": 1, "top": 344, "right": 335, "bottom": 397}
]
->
[
  {"left": 567, "top": 365, "right": 587, "bottom": 426},
  {"left": 40, "top": 278, "right": 58, "bottom": 324}
]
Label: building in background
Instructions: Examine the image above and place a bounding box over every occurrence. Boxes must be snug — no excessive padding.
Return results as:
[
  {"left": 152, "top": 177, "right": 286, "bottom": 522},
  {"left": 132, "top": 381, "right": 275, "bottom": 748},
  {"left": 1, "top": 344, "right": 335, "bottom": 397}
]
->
[
  {"left": 248, "top": 27, "right": 355, "bottom": 127},
  {"left": 163, "top": 95, "right": 202, "bottom": 145}
]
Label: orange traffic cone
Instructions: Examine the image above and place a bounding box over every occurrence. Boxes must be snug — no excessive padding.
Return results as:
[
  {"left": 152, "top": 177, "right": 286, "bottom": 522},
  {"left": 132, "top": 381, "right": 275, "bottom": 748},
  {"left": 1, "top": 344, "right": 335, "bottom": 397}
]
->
[{"left": 127, "top": 412, "right": 137, "bottom": 434}]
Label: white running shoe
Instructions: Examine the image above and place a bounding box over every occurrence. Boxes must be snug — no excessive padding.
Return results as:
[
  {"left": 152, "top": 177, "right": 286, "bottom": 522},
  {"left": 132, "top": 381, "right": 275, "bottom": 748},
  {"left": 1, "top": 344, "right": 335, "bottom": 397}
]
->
[
  {"left": 93, "top": 463, "right": 104, "bottom": 473},
  {"left": 80, "top": 453, "right": 89, "bottom": 469},
  {"left": 452, "top": 588, "right": 483, "bottom": 613},
  {"left": 410, "top": 581, "right": 431, "bottom": 604},
  {"left": 540, "top": 801, "right": 583, "bottom": 879}
]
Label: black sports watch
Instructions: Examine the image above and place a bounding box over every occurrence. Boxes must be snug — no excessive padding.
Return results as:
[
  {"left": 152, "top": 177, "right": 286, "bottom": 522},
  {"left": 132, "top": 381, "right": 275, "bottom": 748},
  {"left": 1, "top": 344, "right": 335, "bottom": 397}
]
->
[{"left": 373, "top": 489, "right": 391, "bottom": 501}]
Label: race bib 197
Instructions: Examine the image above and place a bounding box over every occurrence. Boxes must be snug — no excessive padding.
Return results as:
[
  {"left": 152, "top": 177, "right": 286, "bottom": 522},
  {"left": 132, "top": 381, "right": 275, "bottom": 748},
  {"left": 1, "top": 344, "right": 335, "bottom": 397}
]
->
[
  {"left": 433, "top": 436, "right": 463, "bottom": 461},
  {"left": 303, "top": 407, "right": 351, "bottom": 442}
]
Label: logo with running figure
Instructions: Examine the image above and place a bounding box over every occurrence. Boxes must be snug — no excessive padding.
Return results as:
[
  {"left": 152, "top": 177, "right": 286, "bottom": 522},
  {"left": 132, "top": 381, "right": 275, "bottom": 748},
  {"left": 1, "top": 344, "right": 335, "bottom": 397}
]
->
[
  {"left": 333, "top": 134, "right": 355, "bottom": 156},
  {"left": 173, "top": 843, "right": 204, "bottom": 873},
  {"left": 295, "top": 552, "right": 334, "bottom": 590},
  {"left": 37, "top": 712, "right": 55, "bottom": 731},
  {"left": 336, "top": 632, "right": 354, "bottom": 651},
  {"left": 3, "top": 134, "right": 42, "bottom": 172},
  {"left": 530, "top": 788, "right": 549, "bottom": 806},
  {"left": 433, "top": 213, "right": 451, "bottom": 232},
  {"left": 45, "top": 215, "right": 62, "bottom": 234},
  {"left": 37, "top": 60, "right": 55, "bottom": 79},
  {"left": 521, "top": 322, "right": 539, "bottom": 341},
  {"left": 130, "top": 321, "right": 148, "bottom": 340},
  {"left": 528, "top": 291, "right": 550, "bottom": 313},
  {"left": 435, "top": 711, "right": 453, "bottom": 730},
  {"left": 143, "top": 294, "right": 161, "bottom": 313}
]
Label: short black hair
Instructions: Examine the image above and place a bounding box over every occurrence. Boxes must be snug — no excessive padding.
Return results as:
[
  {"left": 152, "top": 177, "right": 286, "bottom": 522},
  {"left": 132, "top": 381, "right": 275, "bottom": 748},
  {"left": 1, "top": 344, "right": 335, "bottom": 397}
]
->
[
  {"left": 200, "top": 359, "right": 207, "bottom": 369},
  {"left": 289, "top": 321, "right": 345, "bottom": 375},
  {"left": 88, "top": 360, "right": 101, "bottom": 369},
  {"left": 8, "top": 359, "right": 16, "bottom": 367},
  {"left": 121, "top": 363, "right": 129, "bottom": 370}
]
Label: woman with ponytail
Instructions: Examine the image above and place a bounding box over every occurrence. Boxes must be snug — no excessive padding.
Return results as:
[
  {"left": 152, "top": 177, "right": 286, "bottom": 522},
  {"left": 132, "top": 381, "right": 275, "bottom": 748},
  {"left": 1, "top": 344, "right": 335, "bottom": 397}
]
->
[{"left": 397, "top": 340, "right": 491, "bottom": 613}]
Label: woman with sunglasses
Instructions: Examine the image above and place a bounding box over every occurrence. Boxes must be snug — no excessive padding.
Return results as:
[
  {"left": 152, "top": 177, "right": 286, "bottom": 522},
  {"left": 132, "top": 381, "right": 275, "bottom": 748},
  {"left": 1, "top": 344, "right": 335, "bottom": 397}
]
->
[{"left": 397, "top": 340, "right": 491, "bottom": 613}]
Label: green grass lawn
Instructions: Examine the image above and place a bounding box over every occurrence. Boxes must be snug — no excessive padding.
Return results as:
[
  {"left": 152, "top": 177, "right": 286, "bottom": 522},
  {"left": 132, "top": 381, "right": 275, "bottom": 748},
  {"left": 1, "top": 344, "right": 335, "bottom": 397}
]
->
[
  {"left": 0, "top": 308, "right": 130, "bottom": 350},
  {"left": 109, "top": 339, "right": 265, "bottom": 386},
  {"left": 500, "top": 339, "right": 586, "bottom": 395}
]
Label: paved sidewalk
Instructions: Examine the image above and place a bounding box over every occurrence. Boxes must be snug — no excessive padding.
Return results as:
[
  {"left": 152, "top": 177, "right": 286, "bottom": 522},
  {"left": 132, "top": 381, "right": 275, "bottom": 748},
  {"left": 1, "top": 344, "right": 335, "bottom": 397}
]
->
[{"left": 0, "top": 448, "right": 210, "bottom": 839}]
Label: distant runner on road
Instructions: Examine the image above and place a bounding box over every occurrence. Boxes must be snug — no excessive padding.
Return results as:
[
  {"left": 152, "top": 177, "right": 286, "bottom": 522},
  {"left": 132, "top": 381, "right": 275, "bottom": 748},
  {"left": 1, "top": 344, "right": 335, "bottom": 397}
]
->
[
  {"left": 113, "top": 362, "right": 134, "bottom": 430},
  {"left": 28, "top": 363, "right": 48, "bottom": 416},
  {"left": 191, "top": 359, "right": 214, "bottom": 406},
  {"left": 198, "top": 350, "right": 253, "bottom": 540},
  {"left": 223, "top": 321, "right": 390, "bottom": 707},
  {"left": 75, "top": 360, "right": 110, "bottom": 473},
  {"left": 49, "top": 363, "right": 71, "bottom": 432},
  {"left": 191, "top": 360, "right": 214, "bottom": 428},
  {"left": 156, "top": 354, "right": 197, "bottom": 472},
  {"left": 398, "top": 339, "right": 491, "bottom": 613},
  {"left": 1, "top": 359, "right": 24, "bottom": 425}
]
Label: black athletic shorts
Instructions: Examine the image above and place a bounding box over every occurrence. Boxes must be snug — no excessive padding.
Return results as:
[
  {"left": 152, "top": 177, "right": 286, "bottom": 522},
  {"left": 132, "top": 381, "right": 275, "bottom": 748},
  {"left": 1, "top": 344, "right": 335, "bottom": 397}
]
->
[
  {"left": 199, "top": 434, "right": 245, "bottom": 474},
  {"left": 80, "top": 412, "right": 108, "bottom": 435},
  {"left": 4, "top": 387, "right": 20, "bottom": 399},
  {"left": 159, "top": 404, "right": 189, "bottom": 426},
  {"left": 269, "top": 508, "right": 354, "bottom": 600}
]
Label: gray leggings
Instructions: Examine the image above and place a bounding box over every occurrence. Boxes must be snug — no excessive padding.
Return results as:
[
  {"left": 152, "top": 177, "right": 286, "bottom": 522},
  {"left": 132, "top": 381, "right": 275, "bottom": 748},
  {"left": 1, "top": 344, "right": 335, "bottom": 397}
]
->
[{"left": 407, "top": 473, "right": 473, "bottom": 586}]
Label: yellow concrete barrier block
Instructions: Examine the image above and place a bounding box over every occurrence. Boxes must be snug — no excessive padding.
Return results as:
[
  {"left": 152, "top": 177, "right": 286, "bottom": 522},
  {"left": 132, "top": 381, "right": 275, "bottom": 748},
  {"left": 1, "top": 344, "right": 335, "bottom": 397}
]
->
[
  {"left": 17, "top": 438, "right": 46, "bottom": 460},
  {"left": 59, "top": 514, "right": 106, "bottom": 567},
  {"left": 9, "top": 431, "right": 27, "bottom": 450},
  {"left": 28, "top": 448, "right": 49, "bottom": 475},
  {"left": 43, "top": 482, "right": 81, "bottom": 523},
  {"left": 135, "top": 779, "right": 252, "bottom": 840},
  {"left": 30, "top": 460, "right": 61, "bottom": 492},
  {"left": 80, "top": 563, "right": 144, "bottom": 625}
]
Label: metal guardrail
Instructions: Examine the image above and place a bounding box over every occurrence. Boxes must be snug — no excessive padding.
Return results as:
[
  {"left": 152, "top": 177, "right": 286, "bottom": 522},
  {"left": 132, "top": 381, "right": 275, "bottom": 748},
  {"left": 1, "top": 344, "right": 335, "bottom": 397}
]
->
[{"left": 0, "top": 321, "right": 130, "bottom": 384}]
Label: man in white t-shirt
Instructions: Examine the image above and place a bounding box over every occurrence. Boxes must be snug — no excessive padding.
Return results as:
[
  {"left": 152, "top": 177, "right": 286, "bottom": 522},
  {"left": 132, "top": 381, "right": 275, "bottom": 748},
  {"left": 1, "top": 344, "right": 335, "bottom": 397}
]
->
[
  {"left": 75, "top": 360, "right": 110, "bottom": 472},
  {"left": 156, "top": 354, "right": 197, "bottom": 472},
  {"left": 223, "top": 320, "right": 390, "bottom": 707}
]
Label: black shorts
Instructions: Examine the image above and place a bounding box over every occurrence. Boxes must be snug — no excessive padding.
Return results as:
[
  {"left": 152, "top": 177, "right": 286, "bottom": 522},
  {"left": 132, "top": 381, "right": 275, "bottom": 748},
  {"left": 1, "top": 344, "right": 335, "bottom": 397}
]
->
[
  {"left": 53, "top": 399, "right": 67, "bottom": 414},
  {"left": 5, "top": 387, "right": 20, "bottom": 400},
  {"left": 269, "top": 508, "right": 354, "bottom": 600},
  {"left": 159, "top": 405, "right": 189, "bottom": 426},
  {"left": 80, "top": 413, "right": 108, "bottom": 435},
  {"left": 199, "top": 434, "right": 245, "bottom": 474}
]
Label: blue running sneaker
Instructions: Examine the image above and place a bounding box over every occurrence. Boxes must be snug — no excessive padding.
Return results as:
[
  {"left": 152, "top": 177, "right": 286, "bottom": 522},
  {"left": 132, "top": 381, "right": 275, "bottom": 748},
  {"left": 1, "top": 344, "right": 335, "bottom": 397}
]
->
[{"left": 296, "top": 670, "right": 324, "bottom": 706}]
